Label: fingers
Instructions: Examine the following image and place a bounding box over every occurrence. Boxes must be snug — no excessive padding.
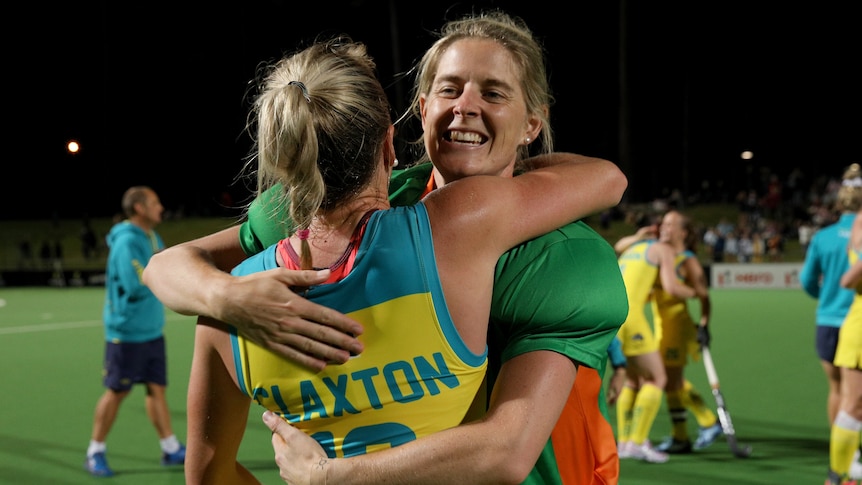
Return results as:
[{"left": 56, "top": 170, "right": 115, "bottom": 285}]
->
[
  {"left": 272, "top": 312, "right": 365, "bottom": 357},
  {"left": 263, "top": 410, "right": 287, "bottom": 439},
  {"left": 232, "top": 268, "right": 366, "bottom": 369},
  {"left": 265, "top": 339, "right": 349, "bottom": 372},
  {"left": 279, "top": 268, "right": 331, "bottom": 286},
  {"left": 277, "top": 269, "right": 365, "bottom": 338}
]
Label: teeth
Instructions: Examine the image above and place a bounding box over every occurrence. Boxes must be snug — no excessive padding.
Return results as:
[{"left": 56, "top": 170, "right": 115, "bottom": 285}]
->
[{"left": 449, "top": 131, "right": 483, "bottom": 143}]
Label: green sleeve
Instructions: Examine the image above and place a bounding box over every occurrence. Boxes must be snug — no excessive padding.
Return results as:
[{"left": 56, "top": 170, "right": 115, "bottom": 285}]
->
[
  {"left": 388, "top": 163, "right": 434, "bottom": 207},
  {"left": 489, "top": 221, "right": 628, "bottom": 371},
  {"left": 238, "top": 185, "right": 292, "bottom": 255}
]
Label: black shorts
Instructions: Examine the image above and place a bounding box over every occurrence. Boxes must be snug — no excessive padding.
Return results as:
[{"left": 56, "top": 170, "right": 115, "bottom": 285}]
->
[
  {"left": 103, "top": 336, "right": 167, "bottom": 391},
  {"left": 815, "top": 325, "right": 841, "bottom": 363}
]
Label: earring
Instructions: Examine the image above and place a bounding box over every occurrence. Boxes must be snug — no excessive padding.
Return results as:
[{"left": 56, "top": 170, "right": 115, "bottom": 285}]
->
[
  {"left": 525, "top": 137, "right": 531, "bottom": 144},
  {"left": 392, "top": 158, "right": 399, "bottom": 168}
]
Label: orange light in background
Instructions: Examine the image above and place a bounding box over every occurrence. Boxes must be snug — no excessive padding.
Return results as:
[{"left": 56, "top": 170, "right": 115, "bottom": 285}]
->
[{"left": 67, "top": 140, "right": 80, "bottom": 154}]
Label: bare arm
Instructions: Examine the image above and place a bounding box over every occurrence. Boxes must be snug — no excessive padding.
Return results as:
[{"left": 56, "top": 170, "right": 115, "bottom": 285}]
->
[
  {"left": 519, "top": 152, "right": 601, "bottom": 171},
  {"left": 187, "top": 319, "right": 259, "bottom": 484},
  {"left": 682, "top": 256, "right": 711, "bottom": 327},
  {"left": 522, "top": 154, "right": 627, "bottom": 217},
  {"left": 429, "top": 154, "right": 627, "bottom": 258},
  {"left": 653, "top": 243, "right": 696, "bottom": 299},
  {"left": 264, "top": 351, "right": 576, "bottom": 485},
  {"left": 614, "top": 225, "right": 658, "bottom": 255},
  {"left": 606, "top": 366, "right": 627, "bottom": 405},
  {"left": 142, "top": 226, "right": 364, "bottom": 370}
]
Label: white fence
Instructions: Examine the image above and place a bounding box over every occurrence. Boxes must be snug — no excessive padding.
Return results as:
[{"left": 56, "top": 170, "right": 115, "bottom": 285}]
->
[{"left": 709, "top": 263, "right": 803, "bottom": 290}]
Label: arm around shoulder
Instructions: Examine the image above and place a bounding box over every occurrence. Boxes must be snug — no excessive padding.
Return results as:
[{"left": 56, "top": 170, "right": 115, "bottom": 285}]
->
[
  {"left": 143, "top": 226, "right": 248, "bottom": 317},
  {"left": 143, "top": 224, "right": 363, "bottom": 369}
]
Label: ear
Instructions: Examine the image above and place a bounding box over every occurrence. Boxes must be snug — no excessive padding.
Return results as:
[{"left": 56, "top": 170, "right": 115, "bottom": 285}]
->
[
  {"left": 523, "top": 106, "right": 545, "bottom": 145},
  {"left": 383, "top": 124, "right": 397, "bottom": 169}
]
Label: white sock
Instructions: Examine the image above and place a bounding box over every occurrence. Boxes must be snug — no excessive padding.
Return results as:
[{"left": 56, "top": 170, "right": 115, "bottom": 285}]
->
[
  {"left": 87, "top": 440, "right": 106, "bottom": 457},
  {"left": 160, "top": 434, "right": 181, "bottom": 454},
  {"left": 836, "top": 410, "right": 862, "bottom": 431}
]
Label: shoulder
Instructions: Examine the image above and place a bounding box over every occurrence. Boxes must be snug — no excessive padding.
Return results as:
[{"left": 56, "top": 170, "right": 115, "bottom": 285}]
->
[
  {"left": 495, "top": 221, "right": 621, "bottom": 286},
  {"left": 232, "top": 245, "right": 278, "bottom": 276},
  {"left": 649, "top": 240, "right": 672, "bottom": 257},
  {"left": 502, "top": 221, "right": 615, "bottom": 260},
  {"left": 681, "top": 253, "right": 704, "bottom": 271}
]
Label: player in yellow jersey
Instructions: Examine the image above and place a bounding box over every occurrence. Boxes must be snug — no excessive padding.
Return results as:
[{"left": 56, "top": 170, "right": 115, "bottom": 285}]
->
[
  {"left": 614, "top": 223, "right": 696, "bottom": 463},
  {"left": 828, "top": 208, "right": 862, "bottom": 485},
  {"left": 650, "top": 211, "right": 723, "bottom": 453}
]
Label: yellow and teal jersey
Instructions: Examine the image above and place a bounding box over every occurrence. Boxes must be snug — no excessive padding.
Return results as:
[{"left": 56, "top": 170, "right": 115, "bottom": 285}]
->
[
  {"left": 230, "top": 203, "right": 486, "bottom": 458},
  {"left": 834, "top": 248, "right": 862, "bottom": 369},
  {"left": 617, "top": 240, "right": 660, "bottom": 356},
  {"left": 240, "top": 163, "right": 629, "bottom": 484},
  {"left": 652, "top": 250, "right": 700, "bottom": 365}
]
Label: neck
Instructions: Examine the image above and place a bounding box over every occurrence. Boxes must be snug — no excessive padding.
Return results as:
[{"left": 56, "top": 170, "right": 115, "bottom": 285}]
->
[
  {"left": 128, "top": 217, "right": 152, "bottom": 232},
  {"left": 314, "top": 194, "right": 387, "bottom": 234},
  {"left": 290, "top": 188, "right": 389, "bottom": 269}
]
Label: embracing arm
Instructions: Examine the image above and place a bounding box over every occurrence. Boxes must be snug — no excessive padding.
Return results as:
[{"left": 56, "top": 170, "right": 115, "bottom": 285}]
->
[
  {"left": 429, "top": 154, "right": 627, "bottom": 257},
  {"left": 614, "top": 225, "right": 658, "bottom": 255},
  {"left": 265, "top": 351, "right": 575, "bottom": 485},
  {"left": 520, "top": 153, "right": 627, "bottom": 217},
  {"left": 143, "top": 226, "right": 247, "bottom": 317},
  {"left": 655, "top": 244, "right": 696, "bottom": 299},
  {"left": 142, "top": 225, "right": 364, "bottom": 370}
]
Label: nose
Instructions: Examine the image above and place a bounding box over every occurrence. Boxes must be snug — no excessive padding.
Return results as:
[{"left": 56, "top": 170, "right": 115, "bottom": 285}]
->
[{"left": 452, "top": 88, "right": 480, "bottom": 118}]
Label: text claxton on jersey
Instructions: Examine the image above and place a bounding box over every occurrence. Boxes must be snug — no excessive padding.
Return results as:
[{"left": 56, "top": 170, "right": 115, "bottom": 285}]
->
[{"left": 251, "top": 351, "right": 460, "bottom": 420}]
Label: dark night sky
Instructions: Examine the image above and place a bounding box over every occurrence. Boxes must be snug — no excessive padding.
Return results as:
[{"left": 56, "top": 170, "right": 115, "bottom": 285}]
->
[{"left": 7, "top": 0, "right": 860, "bottom": 220}]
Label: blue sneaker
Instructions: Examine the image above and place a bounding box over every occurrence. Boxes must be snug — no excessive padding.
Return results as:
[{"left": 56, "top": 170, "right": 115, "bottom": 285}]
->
[
  {"left": 161, "top": 444, "right": 186, "bottom": 466},
  {"left": 84, "top": 452, "right": 114, "bottom": 477},
  {"left": 693, "top": 423, "right": 723, "bottom": 450}
]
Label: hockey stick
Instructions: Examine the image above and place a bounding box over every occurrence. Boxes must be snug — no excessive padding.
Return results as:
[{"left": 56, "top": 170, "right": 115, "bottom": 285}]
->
[{"left": 701, "top": 345, "right": 753, "bottom": 458}]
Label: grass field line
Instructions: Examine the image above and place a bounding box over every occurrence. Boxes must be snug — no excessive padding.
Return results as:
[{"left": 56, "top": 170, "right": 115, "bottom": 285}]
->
[
  {"left": 0, "top": 320, "right": 102, "bottom": 334},
  {"left": 0, "top": 313, "right": 191, "bottom": 335}
]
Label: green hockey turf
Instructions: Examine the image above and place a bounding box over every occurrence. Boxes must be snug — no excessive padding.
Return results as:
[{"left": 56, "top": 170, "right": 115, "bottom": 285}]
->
[{"left": 0, "top": 287, "right": 831, "bottom": 484}]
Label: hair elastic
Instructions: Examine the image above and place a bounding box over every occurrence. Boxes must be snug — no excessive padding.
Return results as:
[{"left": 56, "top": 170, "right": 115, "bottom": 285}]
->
[
  {"left": 288, "top": 81, "right": 311, "bottom": 103},
  {"left": 843, "top": 177, "right": 862, "bottom": 188},
  {"left": 296, "top": 229, "right": 310, "bottom": 240}
]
